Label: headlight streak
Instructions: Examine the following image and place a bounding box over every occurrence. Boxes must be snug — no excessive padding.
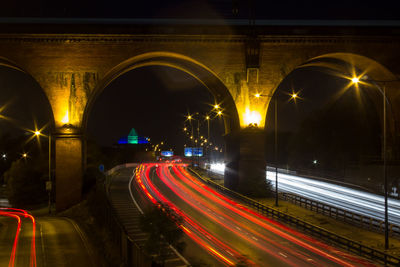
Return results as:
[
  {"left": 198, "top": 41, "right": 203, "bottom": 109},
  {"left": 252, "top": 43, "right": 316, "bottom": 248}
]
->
[
  {"left": 0, "top": 208, "right": 36, "bottom": 267},
  {"left": 178, "top": 166, "right": 375, "bottom": 267},
  {"left": 135, "top": 163, "right": 243, "bottom": 266},
  {"left": 266, "top": 171, "right": 400, "bottom": 224},
  {"left": 211, "top": 164, "right": 400, "bottom": 224}
]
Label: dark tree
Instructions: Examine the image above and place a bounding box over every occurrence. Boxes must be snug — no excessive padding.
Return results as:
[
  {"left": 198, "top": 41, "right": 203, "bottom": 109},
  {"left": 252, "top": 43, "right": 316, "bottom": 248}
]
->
[{"left": 4, "top": 155, "right": 47, "bottom": 207}]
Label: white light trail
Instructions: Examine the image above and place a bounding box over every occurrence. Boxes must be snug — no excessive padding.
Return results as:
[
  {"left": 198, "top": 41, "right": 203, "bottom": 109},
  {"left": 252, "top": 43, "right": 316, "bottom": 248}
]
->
[{"left": 208, "top": 163, "right": 400, "bottom": 225}]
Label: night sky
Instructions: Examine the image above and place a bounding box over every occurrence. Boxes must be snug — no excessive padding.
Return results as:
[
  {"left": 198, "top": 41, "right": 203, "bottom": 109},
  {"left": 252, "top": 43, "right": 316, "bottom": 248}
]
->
[
  {"left": 1, "top": 0, "right": 400, "bottom": 20},
  {"left": 0, "top": 67, "right": 52, "bottom": 136},
  {"left": 86, "top": 66, "right": 225, "bottom": 153},
  {"left": 265, "top": 67, "right": 382, "bottom": 171}
]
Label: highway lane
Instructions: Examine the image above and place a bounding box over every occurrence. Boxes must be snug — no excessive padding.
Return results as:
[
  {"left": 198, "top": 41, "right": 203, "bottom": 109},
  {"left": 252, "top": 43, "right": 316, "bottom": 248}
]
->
[
  {"left": 0, "top": 216, "right": 19, "bottom": 267},
  {"left": 134, "top": 163, "right": 377, "bottom": 266},
  {"left": 266, "top": 171, "right": 400, "bottom": 225},
  {"left": 134, "top": 164, "right": 230, "bottom": 266},
  {"left": 0, "top": 207, "right": 97, "bottom": 267},
  {"left": 210, "top": 163, "right": 400, "bottom": 227},
  {"left": 0, "top": 208, "right": 37, "bottom": 267},
  {"left": 38, "top": 217, "right": 97, "bottom": 267}
]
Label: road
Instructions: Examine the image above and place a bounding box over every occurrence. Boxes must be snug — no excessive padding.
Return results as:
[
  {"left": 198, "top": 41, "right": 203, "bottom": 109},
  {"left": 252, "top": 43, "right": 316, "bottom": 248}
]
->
[
  {"left": 132, "top": 163, "right": 377, "bottom": 266},
  {"left": 210, "top": 164, "right": 400, "bottom": 226},
  {"left": 0, "top": 207, "right": 96, "bottom": 267},
  {"left": 266, "top": 171, "right": 400, "bottom": 225}
]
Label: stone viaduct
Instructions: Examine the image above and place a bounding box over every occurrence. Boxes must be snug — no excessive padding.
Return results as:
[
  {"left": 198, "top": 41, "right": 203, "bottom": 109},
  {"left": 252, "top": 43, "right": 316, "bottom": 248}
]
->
[{"left": 0, "top": 19, "right": 399, "bottom": 210}]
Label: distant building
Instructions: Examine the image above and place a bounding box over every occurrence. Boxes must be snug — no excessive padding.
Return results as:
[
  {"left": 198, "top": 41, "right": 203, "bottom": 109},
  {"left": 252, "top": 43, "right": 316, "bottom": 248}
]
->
[{"left": 118, "top": 128, "right": 149, "bottom": 145}]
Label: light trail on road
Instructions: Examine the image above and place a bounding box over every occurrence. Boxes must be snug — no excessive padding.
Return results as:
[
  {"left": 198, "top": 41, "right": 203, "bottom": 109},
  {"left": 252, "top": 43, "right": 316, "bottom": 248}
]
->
[
  {"left": 266, "top": 171, "right": 400, "bottom": 225},
  {"left": 0, "top": 207, "right": 36, "bottom": 267},
  {"left": 135, "top": 163, "right": 244, "bottom": 266},
  {"left": 210, "top": 163, "right": 400, "bottom": 226},
  {"left": 134, "top": 163, "right": 376, "bottom": 266}
]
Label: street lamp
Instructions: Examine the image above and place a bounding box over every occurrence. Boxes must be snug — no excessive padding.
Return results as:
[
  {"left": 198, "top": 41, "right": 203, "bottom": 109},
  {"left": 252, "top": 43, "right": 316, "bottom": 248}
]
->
[
  {"left": 351, "top": 75, "right": 398, "bottom": 250},
  {"left": 32, "top": 129, "right": 52, "bottom": 214},
  {"left": 256, "top": 92, "right": 299, "bottom": 206},
  {"left": 205, "top": 115, "right": 210, "bottom": 165},
  {"left": 187, "top": 114, "right": 197, "bottom": 166}
]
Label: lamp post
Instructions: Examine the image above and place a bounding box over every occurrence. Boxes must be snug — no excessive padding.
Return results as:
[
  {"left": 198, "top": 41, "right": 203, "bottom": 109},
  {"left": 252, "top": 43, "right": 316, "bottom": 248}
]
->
[
  {"left": 187, "top": 114, "right": 196, "bottom": 166},
  {"left": 351, "top": 75, "right": 398, "bottom": 250},
  {"left": 205, "top": 115, "right": 210, "bottom": 165},
  {"left": 48, "top": 132, "right": 52, "bottom": 214},
  {"left": 255, "top": 92, "right": 298, "bottom": 206},
  {"left": 34, "top": 130, "right": 52, "bottom": 214},
  {"left": 196, "top": 115, "right": 200, "bottom": 167}
]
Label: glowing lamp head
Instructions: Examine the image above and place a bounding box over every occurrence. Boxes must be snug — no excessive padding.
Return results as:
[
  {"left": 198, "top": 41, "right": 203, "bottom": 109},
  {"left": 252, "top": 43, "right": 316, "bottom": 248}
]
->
[
  {"left": 22, "top": 153, "right": 27, "bottom": 158},
  {"left": 214, "top": 104, "right": 220, "bottom": 109},
  {"left": 187, "top": 115, "right": 192, "bottom": 120},
  {"left": 255, "top": 93, "right": 260, "bottom": 98},
  {"left": 351, "top": 77, "right": 360, "bottom": 84},
  {"left": 243, "top": 108, "right": 262, "bottom": 127},
  {"left": 34, "top": 131, "right": 41, "bottom": 136},
  {"left": 291, "top": 93, "right": 298, "bottom": 99},
  {"left": 217, "top": 111, "right": 222, "bottom": 116},
  {"left": 61, "top": 110, "right": 69, "bottom": 124},
  {"left": 205, "top": 116, "right": 210, "bottom": 120}
]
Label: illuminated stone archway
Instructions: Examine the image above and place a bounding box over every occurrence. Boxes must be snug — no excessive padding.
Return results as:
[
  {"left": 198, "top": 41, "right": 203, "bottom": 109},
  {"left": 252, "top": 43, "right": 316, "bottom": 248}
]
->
[
  {"left": 0, "top": 56, "right": 57, "bottom": 205},
  {"left": 83, "top": 52, "right": 240, "bottom": 135},
  {"left": 266, "top": 52, "right": 400, "bottom": 160}
]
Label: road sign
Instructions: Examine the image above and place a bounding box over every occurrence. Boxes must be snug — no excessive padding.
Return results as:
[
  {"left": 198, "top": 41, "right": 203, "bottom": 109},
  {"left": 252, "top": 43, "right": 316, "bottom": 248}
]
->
[{"left": 46, "top": 181, "right": 52, "bottom": 191}]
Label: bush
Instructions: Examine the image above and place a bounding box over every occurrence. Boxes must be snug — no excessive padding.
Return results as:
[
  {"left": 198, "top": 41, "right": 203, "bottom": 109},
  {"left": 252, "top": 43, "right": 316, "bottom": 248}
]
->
[
  {"left": 4, "top": 156, "right": 47, "bottom": 207},
  {"left": 83, "top": 166, "right": 104, "bottom": 195},
  {"left": 140, "top": 202, "right": 185, "bottom": 265}
]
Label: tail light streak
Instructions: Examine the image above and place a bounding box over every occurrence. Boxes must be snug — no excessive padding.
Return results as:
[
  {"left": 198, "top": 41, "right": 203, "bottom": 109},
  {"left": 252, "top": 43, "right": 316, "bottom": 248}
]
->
[
  {"left": 158, "top": 165, "right": 302, "bottom": 266},
  {"left": 0, "top": 208, "right": 36, "bottom": 267},
  {"left": 177, "top": 166, "right": 375, "bottom": 266},
  {"left": 135, "top": 163, "right": 246, "bottom": 266},
  {"left": 135, "top": 163, "right": 375, "bottom": 267}
]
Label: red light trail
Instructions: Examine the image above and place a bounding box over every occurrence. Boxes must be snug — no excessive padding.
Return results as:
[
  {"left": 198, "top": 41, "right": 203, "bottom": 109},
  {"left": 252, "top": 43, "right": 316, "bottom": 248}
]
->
[
  {"left": 0, "top": 207, "right": 37, "bottom": 267},
  {"left": 133, "top": 163, "right": 376, "bottom": 266},
  {"left": 135, "top": 163, "right": 246, "bottom": 266}
]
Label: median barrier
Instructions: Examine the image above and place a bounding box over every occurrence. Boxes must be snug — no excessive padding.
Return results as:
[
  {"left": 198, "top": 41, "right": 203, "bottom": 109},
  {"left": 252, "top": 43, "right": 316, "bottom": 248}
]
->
[{"left": 104, "top": 167, "right": 151, "bottom": 267}]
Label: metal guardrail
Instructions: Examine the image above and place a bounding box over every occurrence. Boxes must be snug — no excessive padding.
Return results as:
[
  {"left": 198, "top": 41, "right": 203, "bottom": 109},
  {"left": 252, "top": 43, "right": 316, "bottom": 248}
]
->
[
  {"left": 206, "top": 166, "right": 400, "bottom": 238},
  {"left": 280, "top": 192, "right": 400, "bottom": 238},
  {"left": 103, "top": 168, "right": 151, "bottom": 267},
  {"left": 190, "top": 168, "right": 400, "bottom": 266}
]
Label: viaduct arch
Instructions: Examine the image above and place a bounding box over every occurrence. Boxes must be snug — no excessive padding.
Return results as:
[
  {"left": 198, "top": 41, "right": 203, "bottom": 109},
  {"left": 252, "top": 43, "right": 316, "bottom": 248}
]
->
[
  {"left": 292, "top": 53, "right": 400, "bottom": 159},
  {"left": 0, "top": 21, "right": 398, "bottom": 209},
  {"left": 83, "top": 52, "right": 240, "bottom": 135}
]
